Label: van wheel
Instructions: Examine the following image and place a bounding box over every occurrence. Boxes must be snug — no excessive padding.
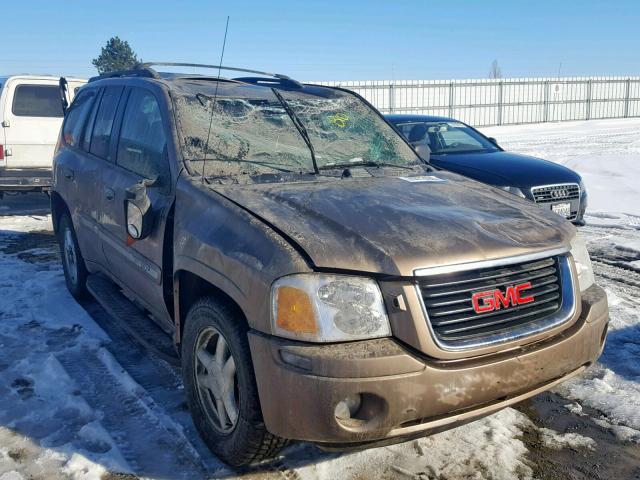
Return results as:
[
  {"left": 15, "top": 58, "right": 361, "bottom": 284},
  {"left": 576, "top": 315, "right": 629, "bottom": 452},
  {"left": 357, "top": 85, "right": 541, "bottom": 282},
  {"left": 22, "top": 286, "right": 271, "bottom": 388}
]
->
[
  {"left": 182, "top": 297, "right": 288, "bottom": 467},
  {"left": 58, "top": 214, "right": 88, "bottom": 299}
]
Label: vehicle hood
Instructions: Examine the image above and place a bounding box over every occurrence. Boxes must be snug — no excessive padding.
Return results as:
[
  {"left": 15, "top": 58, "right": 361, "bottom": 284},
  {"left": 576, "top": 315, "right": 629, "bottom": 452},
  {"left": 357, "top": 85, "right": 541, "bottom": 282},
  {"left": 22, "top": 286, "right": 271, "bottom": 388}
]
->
[
  {"left": 211, "top": 172, "right": 575, "bottom": 276},
  {"left": 431, "top": 151, "right": 581, "bottom": 189}
]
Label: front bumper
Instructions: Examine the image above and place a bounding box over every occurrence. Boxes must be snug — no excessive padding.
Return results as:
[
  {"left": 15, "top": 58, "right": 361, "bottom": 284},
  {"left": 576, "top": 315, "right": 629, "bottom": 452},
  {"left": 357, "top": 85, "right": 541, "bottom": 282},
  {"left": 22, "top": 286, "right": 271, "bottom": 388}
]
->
[
  {"left": 248, "top": 284, "right": 608, "bottom": 446},
  {"left": 0, "top": 168, "right": 52, "bottom": 191}
]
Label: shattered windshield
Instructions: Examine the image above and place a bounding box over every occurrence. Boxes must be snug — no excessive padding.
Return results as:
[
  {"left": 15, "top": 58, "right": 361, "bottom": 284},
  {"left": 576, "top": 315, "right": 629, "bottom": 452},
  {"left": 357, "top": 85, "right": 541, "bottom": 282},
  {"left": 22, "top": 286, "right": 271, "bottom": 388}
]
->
[
  {"left": 174, "top": 83, "right": 313, "bottom": 176},
  {"left": 173, "top": 81, "right": 420, "bottom": 178},
  {"left": 278, "top": 89, "right": 420, "bottom": 169}
]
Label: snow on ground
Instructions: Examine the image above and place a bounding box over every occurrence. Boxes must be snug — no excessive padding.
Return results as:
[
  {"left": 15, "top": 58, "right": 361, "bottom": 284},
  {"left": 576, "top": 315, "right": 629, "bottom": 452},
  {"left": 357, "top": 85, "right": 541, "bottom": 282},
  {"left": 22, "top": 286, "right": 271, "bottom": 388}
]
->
[
  {"left": 1, "top": 118, "right": 639, "bottom": 479},
  {"left": 0, "top": 218, "right": 212, "bottom": 479}
]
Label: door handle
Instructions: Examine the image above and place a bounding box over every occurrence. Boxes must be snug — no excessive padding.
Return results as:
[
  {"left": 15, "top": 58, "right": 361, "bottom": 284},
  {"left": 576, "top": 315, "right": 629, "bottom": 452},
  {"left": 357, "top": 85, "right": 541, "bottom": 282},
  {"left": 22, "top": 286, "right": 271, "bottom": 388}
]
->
[
  {"left": 63, "top": 168, "right": 74, "bottom": 180},
  {"left": 104, "top": 188, "right": 115, "bottom": 202}
]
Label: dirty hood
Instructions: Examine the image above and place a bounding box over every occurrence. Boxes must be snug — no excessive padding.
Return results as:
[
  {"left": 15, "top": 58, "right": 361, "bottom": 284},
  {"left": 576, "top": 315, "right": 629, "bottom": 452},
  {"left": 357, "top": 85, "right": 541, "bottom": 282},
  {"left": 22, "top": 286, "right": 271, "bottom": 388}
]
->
[{"left": 211, "top": 172, "right": 575, "bottom": 276}]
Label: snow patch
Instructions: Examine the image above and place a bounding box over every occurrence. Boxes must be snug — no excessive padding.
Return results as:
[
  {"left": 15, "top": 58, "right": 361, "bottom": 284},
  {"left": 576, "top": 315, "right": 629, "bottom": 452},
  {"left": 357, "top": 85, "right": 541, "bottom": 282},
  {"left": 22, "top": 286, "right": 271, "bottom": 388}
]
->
[
  {"left": 538, "top": 428, "right": 596, "bottom": 451},
  {"left": 293, "top": 409, "right": 534, "bottom": 480}
]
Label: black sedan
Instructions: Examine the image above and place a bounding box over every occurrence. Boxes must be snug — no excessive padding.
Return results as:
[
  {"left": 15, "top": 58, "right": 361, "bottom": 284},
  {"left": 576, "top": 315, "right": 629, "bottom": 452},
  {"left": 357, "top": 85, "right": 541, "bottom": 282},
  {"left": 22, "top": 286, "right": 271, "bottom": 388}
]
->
[{"left": 386, "top": 114, "right": 587, "bottom": 224}]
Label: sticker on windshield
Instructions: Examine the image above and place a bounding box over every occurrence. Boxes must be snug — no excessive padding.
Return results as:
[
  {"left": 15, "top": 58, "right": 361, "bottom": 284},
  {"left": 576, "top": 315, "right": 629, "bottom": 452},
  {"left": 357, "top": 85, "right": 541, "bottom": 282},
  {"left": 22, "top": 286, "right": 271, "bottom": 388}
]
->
[
  {"left": 328, "top": 113, "right": 350, "bottom": 128},
  {"left": 399, "top": 175, "right": 447, "bottom": 183}
]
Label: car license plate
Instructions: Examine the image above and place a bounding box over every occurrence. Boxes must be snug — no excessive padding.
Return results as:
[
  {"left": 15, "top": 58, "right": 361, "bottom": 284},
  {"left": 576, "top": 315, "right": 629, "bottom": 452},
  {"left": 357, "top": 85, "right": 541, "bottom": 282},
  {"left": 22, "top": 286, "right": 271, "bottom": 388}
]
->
[{"left": 551, "top": 202, "right": 571, "bottom": 218}]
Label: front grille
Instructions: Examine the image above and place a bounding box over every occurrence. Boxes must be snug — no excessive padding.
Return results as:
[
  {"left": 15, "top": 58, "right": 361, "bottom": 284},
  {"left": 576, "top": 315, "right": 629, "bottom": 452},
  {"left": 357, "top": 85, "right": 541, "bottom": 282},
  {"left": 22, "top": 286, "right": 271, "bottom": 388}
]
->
[
  {"left": 531, "top": 184, "right": 580, "bottom": 203},
  {"left": 418, "top": 256, "right": 566, "bottom": 347}
]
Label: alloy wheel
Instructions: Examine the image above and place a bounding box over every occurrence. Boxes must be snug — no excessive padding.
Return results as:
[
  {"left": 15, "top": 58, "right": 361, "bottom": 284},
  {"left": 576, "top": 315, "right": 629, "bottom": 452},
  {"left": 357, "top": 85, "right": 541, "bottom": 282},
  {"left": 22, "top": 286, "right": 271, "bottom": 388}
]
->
[{"left": 194, "top": 326, "right": 239, "bottom": 434}]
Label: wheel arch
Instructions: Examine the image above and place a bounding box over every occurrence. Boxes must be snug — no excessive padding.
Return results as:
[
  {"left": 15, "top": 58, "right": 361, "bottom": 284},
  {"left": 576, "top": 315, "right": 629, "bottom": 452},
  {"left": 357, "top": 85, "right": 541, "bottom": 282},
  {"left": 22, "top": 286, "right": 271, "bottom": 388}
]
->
[
  {"left": 50, "top": 191, "right": 71, "bottom": 234},
  {"left": 174, "top": 269, "right": 249, "bottom": 345}
]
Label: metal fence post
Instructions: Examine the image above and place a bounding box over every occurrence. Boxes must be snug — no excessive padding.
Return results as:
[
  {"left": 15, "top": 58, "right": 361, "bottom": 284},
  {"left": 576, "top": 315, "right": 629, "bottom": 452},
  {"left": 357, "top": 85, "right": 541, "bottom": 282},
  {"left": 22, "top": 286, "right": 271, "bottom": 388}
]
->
[
  {"left": 585, "top": 79, "right": 592, "bottom": 120},
  {"left": 497, "top": 81, "right": 504, "bottom": 125},
  {"left": 543, "top": 80, "right": 550, "bottom": 122},
  {"left": 624, "top": 78, "right": 631, "bottom": 118},
  {"left": 388, "top": 83, "right": 395, "bottom": 113},
  {"left": 448, "top": 81, "right": 454, "bottom": 117}
]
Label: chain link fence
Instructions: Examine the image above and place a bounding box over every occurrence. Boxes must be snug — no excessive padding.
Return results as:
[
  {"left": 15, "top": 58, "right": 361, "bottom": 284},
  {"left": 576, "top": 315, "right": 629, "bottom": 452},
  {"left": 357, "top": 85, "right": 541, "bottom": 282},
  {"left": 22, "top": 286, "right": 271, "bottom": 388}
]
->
[{"left": 312, "top": 77, "right": 640, "bottom": 127}]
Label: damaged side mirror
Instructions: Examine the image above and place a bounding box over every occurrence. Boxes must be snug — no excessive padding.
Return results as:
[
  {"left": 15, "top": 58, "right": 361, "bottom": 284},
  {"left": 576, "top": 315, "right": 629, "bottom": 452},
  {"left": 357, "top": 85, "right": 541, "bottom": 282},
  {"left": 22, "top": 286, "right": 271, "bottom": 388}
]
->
[{"left": 125, "top": 177, "right": 157, "bottom": 240}]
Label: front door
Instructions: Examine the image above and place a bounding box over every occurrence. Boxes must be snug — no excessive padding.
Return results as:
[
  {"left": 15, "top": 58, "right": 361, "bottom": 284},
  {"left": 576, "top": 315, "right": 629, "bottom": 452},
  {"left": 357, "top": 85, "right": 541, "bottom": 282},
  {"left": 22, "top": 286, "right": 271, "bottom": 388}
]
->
[{"left": 98, "top": 86, "right": 174, "bottom": 326}]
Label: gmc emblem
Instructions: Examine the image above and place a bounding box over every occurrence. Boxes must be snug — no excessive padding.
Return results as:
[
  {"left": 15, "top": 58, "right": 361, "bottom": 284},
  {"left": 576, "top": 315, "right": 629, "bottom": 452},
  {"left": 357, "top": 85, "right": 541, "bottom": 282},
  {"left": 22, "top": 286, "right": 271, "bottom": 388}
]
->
[{"left": 471, "top": 282, "right": 535, "bottom": 314}]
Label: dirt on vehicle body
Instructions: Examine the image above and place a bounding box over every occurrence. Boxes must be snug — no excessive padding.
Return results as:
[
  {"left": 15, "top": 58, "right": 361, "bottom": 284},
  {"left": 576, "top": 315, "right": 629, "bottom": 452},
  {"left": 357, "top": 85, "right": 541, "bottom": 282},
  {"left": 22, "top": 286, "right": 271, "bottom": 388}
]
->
[{"left": 50, "top": 63, "right": 609, "bottom": 467}]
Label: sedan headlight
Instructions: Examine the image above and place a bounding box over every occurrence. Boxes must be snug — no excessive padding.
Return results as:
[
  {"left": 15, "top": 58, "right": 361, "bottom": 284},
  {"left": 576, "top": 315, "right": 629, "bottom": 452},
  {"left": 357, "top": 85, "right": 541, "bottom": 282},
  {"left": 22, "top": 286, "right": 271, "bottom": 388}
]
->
[
  {"left": 570, "top": 233, "right": 595, "bottom": 292},
  {"left": 499, "top": 186, "right": 527, "bottom": 198},
  {"left": 271, "top": 274, "right": 391, "bottom": 342}
]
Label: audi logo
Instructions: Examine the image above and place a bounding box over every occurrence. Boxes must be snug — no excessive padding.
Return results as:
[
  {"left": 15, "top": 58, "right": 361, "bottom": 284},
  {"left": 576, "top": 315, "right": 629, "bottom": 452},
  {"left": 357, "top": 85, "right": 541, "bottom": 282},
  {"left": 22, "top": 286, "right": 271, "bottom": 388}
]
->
[{"left": 551, "top": 189, "right": 568, "bottom": 198}]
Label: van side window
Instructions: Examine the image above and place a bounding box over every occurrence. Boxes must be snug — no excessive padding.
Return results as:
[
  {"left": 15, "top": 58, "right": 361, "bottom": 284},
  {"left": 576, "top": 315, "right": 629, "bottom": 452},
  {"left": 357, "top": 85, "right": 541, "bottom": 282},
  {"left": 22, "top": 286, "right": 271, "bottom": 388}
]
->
[
  {"left": 61, "top": 90, "right": 96, "bottom": 147},
  {"left": 12, "top": 85, "right": 64, "bottom": 117},
  {"left": 90, "top": 86, "right": 124, "bottom": 161},
  {"left": 116, "top": 88, "right": 168, "bottom": 180}
]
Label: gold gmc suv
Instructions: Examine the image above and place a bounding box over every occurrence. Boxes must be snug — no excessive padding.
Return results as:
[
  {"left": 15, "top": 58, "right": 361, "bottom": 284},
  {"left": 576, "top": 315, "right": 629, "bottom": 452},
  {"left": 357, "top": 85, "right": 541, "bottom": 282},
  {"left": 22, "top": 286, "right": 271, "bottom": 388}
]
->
[{"left": 50, "top": 63, "right": 609, "bottom": 467}]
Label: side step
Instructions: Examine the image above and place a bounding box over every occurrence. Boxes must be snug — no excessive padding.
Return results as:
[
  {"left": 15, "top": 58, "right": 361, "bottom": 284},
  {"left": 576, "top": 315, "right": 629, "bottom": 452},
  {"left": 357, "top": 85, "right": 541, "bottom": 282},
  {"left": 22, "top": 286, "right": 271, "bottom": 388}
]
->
[{"left": 86, "top": 274, "right": 180, "bottom": 365}]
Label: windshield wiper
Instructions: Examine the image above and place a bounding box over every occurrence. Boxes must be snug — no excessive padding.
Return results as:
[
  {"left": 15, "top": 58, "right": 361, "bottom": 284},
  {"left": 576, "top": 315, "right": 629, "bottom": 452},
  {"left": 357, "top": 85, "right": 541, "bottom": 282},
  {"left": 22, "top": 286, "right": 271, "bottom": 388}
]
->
[
  {"left": 318, "top": 160, "right": 416, "bottom": 171},
  {"left": 271, "top": 88, "right": 319, "bottom": 174}
]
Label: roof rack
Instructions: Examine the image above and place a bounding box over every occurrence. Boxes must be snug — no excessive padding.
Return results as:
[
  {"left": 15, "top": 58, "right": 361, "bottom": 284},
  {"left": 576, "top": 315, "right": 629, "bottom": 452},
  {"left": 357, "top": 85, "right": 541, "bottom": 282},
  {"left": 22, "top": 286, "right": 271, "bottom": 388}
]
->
[
  {"left": 144, "top": 62, "right": 303, "bottom": 88},
  {"left": 88, "top": 67, "right": 158, "bottom": 82},
  {"left": 89, "top": 62, "right": 302, "bottom": 88}
]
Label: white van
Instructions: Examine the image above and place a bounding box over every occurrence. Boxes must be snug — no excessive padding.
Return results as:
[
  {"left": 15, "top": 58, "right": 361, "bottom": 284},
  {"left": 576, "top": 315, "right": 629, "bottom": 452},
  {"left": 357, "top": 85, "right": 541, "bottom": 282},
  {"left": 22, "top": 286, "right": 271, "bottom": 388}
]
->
[{"left": 0, "top": 75, "right": 86, "bottom": 194}]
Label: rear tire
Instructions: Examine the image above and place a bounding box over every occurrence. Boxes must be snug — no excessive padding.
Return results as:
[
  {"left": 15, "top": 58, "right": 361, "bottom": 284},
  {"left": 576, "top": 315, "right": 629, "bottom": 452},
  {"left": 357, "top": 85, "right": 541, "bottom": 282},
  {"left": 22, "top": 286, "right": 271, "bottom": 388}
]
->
[
  {"left": 181, "top": 297, "right": 288, "bottom": 467},
  {"left": 58, "top": 213, "right": 88, "bottom": 299}
]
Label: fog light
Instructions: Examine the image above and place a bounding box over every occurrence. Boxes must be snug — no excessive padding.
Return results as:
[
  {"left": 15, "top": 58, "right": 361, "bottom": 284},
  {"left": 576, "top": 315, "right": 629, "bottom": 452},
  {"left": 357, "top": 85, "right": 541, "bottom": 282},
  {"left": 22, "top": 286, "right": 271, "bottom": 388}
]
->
[{"left": 334, "top": 394, "right": 362, "bottom": 420}]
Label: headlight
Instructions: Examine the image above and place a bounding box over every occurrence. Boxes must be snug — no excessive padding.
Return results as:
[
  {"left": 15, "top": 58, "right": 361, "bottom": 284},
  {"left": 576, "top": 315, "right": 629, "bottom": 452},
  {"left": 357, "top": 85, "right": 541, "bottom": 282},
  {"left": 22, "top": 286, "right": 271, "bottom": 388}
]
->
[
  {"left": 499, "top": 186, "right": 526, "bottom": 198},
  {"left": 271, "top": 274, "right": 391, "bottom": 342},
  {"left": 570, "top": 233, "right": 595, "bottom": 292}
]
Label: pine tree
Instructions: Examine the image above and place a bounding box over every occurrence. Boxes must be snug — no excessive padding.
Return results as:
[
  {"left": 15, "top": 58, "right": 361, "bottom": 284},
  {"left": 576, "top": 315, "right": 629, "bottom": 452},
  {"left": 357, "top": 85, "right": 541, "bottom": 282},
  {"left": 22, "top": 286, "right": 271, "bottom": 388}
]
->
[{"left": 92, "top": 37, "right": 142, "bottom": 74}]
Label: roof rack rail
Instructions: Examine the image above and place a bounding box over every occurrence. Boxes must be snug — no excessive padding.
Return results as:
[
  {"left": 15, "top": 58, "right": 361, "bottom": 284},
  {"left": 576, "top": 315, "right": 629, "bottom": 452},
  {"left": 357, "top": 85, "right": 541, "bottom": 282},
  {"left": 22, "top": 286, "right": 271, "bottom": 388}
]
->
[
  {"left": 88, "top": 62, "right": 303, "bottom": 88},
  {"left": 142, "top": 62, "right": 302, "bottom": 87},
  {"left": 88, "top": 67, "right": 159, "bottom": 83}
]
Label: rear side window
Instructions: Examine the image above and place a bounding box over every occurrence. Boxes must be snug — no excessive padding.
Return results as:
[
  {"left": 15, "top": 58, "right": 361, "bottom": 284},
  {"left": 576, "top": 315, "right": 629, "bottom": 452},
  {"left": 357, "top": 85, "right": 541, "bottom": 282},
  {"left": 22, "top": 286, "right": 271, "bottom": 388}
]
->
[
  {"left": 90, "top": 86, "right": 124, "bottom": 161},
  {"left": 12, "top": 84, "right": 63, "bottom": 117},
  {"left": 116, "top": 88, "right": 168, "bottom": 180},
  {"left": 62, "top": 90, "right": 96, "bottom": 147}
]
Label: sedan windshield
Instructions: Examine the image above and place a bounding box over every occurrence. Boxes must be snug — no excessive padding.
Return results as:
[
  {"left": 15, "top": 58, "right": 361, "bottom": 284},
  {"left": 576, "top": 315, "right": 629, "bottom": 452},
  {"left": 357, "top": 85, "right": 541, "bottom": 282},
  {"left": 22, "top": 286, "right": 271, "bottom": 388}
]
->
[
  {"left": 395, "top": 121, "right": 499, "bottom": 155},
  {"left": 173, "top": 81, "right": 420, "bottom": 177}
]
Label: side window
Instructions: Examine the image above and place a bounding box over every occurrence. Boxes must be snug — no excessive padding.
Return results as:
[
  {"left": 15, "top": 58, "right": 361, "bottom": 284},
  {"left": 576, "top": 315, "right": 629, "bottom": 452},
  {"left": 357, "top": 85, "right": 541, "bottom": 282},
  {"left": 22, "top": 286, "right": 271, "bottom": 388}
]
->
[
  {"left": 439, "top": 128, "right": 483, "bottom": 149},
  {"left": 61, "top": 90, "right": 96, "bottom": 147},
  {"left": 12, "top": 84, "right": 64, "bottom": 117},
  {"left": 90, "top": 86, "right": 124, "bottom": 161},
  {"left": 81, "top": 90, "right": 102, "bottom": 151},
  {"left": 116, "top": 88, "right": 168, "bottom": 180}
]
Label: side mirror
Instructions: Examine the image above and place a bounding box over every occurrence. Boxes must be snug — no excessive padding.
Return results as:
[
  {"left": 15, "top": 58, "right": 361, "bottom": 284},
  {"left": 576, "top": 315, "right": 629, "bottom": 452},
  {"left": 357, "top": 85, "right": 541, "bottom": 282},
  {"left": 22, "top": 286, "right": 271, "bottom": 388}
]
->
[
  {"left": 488, "top": 137, "right": 498, "bottom": 146},
  {"left": 414, "top": 143, "right": 431, "bottom": 162},
  {"left": 125, "top": 178, "right": 157, "bottom": 240}
]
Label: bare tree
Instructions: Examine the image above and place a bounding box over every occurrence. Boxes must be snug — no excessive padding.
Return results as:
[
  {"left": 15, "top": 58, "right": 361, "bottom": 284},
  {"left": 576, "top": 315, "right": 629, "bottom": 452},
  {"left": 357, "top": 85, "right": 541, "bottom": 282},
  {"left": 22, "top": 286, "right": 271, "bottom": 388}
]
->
[{"left": 490, "top": 60, "right": 502, "bottom": 79}]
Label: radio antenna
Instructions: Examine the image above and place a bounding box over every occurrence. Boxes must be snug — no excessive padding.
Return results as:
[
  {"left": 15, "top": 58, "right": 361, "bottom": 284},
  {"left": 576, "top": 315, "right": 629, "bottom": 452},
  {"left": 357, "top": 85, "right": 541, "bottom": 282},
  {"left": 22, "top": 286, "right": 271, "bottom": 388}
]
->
[{"left": 201, "top": 16, "right": 230, "bottom": 183}]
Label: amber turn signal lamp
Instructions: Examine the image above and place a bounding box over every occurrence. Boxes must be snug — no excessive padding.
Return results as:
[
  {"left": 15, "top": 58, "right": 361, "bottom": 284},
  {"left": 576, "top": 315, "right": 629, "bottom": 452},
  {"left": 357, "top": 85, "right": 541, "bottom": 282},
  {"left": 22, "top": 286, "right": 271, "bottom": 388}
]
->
[{"left": 275, "top": 286, "right": 318, "bottom": 334}]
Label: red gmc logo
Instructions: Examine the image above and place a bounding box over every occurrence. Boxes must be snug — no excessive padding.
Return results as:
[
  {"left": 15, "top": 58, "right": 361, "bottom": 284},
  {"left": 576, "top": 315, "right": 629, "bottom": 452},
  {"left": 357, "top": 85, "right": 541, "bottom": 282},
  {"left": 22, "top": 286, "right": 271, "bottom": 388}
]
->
[{"left": 471, "top": 282, "right": 535, "bottom": 314}]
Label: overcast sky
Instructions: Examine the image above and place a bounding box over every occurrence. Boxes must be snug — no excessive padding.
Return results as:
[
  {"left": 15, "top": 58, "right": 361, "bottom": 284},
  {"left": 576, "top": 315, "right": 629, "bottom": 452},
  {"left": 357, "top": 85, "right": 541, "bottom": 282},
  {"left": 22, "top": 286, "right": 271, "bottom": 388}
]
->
[{"left": 3, "top": 0, "right": 640, "bottom": 80}]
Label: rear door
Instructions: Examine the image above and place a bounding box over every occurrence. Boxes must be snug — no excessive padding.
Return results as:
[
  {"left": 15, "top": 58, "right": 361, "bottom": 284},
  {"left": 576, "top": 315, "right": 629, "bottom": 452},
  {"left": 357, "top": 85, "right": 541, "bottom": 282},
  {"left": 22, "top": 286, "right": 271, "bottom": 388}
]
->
[
  {"left": 3, "top": 79, "right": 65, "bottom": 168},
  {"left": 72, "top": 85, "right": 125, "bottom": 267},
  {"left": 98, "top": 86, "right": 175, "bottom": 324}
]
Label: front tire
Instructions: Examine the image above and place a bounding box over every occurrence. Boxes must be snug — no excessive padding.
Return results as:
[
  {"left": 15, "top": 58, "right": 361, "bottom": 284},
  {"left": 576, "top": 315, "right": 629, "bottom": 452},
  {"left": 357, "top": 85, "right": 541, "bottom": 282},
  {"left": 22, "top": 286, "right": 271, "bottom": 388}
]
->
[
  {"left": 181, "top": 297, "right": 288, "bottom": 467},
  {"left": 58, "top": 213, "right": 88, "bottom": 299}
]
